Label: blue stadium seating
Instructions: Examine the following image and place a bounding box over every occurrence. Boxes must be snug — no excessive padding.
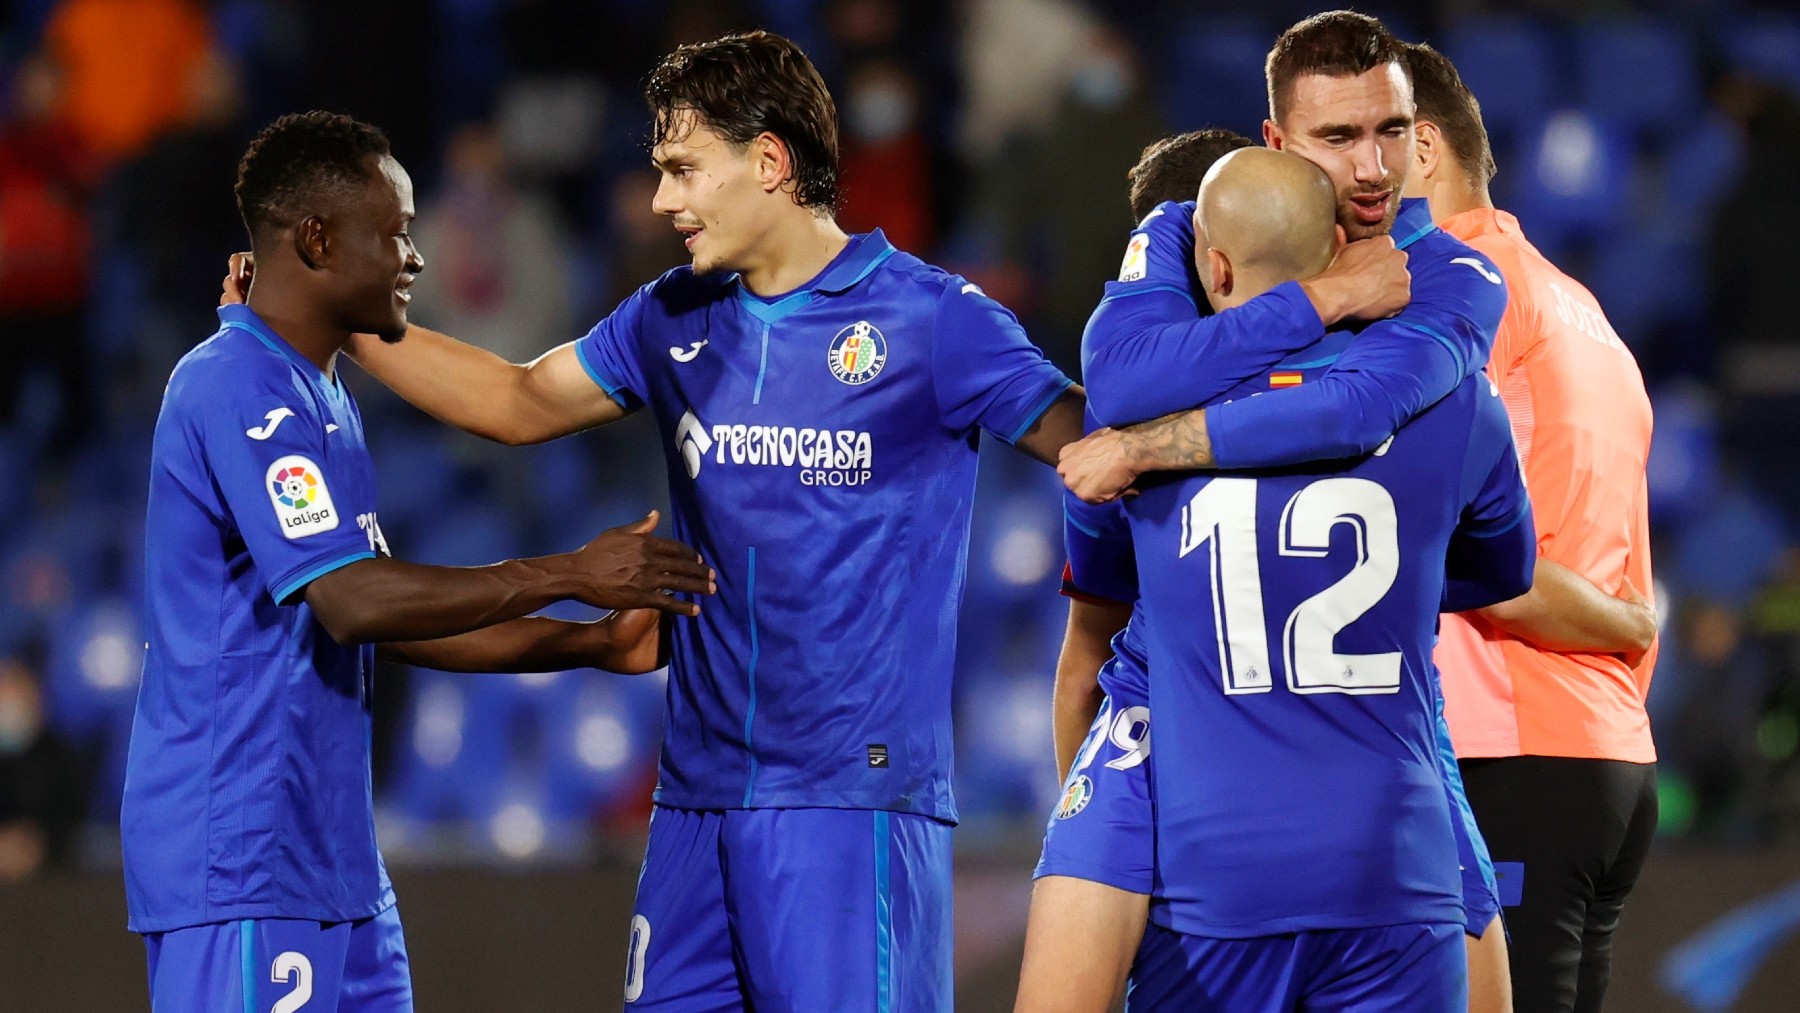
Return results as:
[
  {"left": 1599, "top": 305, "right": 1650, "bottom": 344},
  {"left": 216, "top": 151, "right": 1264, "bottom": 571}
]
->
[
  {"left": 1509, "top": 110, "right": 1634, "bottom": 246},
  {"left": 1163, "top": 18, "right": 1271, "bottom": 137},
  {"left": 1440, "top": 19, "right": 1560, "bottom": 148},
  {"left": 1575, "top": 19, "right": 1701, "bottom": 136},
  {"left": 1722, "top": 13, "right": 1800, "bottom": 96}
]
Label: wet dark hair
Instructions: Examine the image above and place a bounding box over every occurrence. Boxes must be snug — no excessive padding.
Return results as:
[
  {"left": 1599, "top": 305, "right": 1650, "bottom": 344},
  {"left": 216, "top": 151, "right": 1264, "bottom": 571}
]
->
[
  {"left": 1405, "top": 43, "right": 1498, "bottom": 185},
  {"left": 644, "top": 31, "right": 840, "bottom": 213},
  {"left": 1127, "top": 129, "right": 1256, "bottom": 221},
  {"left": 1265, "top": 11, "right": 1410, "bottom": 124},
  {"left": 235, "top": 111, "right": 391, "bottom": 242}
]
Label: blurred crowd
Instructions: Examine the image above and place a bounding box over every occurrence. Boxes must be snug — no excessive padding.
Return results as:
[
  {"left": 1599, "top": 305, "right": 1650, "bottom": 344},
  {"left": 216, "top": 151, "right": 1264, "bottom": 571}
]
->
[{"left": 4, "top": 0, "right": 1800, "bottom": 875}]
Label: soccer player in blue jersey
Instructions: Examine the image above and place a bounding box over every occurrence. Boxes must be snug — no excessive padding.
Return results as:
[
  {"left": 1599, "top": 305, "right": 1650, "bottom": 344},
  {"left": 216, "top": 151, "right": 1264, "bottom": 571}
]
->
[
  {"left": 1021, "top": 139, "right": 1515, "bottom": 1013},
  {"left": 226, "top": 33, "right": 1083, "bottom": 1011},
  {"left": 1053, "top": 13, "right": 1532, "bottom": 1009},
  {"left": 1113, "top": 146, "right": 1532, "bottom": 1012},
  {"left": 128, "top": 112, "right": 716, "bottom": 1012}
]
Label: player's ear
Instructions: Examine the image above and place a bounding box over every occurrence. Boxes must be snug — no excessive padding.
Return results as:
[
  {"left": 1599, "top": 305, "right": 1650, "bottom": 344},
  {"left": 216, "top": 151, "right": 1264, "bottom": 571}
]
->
[
  {"left": 1413, "top": 121, "right": 1442, "bottom": 179},
  {"left": 754, "top": 131, "right": 793, "bottom": 196},
  {"left": 1263, "top": 119, "right": 1283, "bottom": 151},
  {"left": 1206, "top": 248, "right": 1233, "bottom": 298},
  {"left": 293, "top": 215, "right": 328, "bottom": 270}
]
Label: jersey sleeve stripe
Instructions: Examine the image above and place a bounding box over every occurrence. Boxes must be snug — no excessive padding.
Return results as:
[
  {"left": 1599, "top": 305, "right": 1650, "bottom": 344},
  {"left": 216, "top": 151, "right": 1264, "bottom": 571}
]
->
[
  {"left": 1388, "top": 318, "right": 1468, "bottom": 379},
  {"left": 573, "top": 340, "right": 632, "bottom": 408},
  {"left": 272, "top": 551, "right": 376, "bottom": 606},
  {"left": 1004, "top": 377, "right": 1076, "bottom": 444}
]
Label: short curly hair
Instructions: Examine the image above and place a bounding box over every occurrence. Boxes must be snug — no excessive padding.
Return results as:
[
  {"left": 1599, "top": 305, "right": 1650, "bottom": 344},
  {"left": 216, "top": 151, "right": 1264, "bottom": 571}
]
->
[
  {"left": 1127, "top": 129, "right": 1255, "bottom": 222},
  {"left": 645, "top": 31, "right": 840, "bottom": 213},
  {"left": 235, "top": 111, "right": 392, "bottom": 241}
]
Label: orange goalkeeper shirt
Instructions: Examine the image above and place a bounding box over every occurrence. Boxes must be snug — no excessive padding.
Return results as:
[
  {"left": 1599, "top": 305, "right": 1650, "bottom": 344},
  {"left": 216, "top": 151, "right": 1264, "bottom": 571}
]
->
[{"left": 1434, "top": 209, "right": 1657, "bottom": 762}]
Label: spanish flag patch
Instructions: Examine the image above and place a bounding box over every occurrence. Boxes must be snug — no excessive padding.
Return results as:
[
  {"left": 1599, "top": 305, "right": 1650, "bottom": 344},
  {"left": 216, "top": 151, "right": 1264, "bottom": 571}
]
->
[{"left": 1270, "top": 372, "right": 1303, "bottom": 387}]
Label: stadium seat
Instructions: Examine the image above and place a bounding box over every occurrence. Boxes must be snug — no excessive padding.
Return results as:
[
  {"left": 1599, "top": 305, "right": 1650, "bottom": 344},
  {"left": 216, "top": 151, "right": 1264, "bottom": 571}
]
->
[
  {"left": 407, "top": 501, "right": 524, "bottom": 568},
  {"left": 387, "top": 672, "right": 515, "bottom": 824},
  {"left": 1575, "top": 19, "right": 1702, "bottom": 136},
  {"left": 1439, "top": 18, "right": 1560, "bottom": 148},
  {"left": 43, "top": 597, "right": 143, "bottom": 818},
  {"left": 1162, "top": 18, "right": 1272, "bottom": 137},
  {"left": 364, "top": 425, "right": 460, "bottom": 531},
  {"left": 1586, "top": 227, "right": 1697, "bottom": 346},
  {"left": 537, "top": 670, "right": 666, "bottom": 822},
  {"left": 1657, "top": 111, "right": 1745, "bottom": 219},
  {"left": 1509, "top": 110, "right": 1634, "bottom": 246},
  {"left": 1720, "top": 13, "right": 1800, "bottom": 97}
]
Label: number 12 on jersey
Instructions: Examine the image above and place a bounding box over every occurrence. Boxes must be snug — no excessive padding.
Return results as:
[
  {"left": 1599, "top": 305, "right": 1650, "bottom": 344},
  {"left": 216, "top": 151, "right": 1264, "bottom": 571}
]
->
[{"left": 1179, "top": 477, "right": 1402, "bottom": 696}]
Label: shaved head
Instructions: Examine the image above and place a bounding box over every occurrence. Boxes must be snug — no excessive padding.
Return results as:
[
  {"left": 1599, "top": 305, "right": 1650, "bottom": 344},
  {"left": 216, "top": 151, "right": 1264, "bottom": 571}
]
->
[{"left": 1196, "top": 147, "right": 1338, "bottom": 309}]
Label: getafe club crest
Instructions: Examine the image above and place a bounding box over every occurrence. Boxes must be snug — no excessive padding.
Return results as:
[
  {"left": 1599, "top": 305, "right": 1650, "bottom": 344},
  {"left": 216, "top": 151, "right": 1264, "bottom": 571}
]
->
[
  {"left": 1054, "top": 775, "right": 1094, "bottom": 820},
  {"left": 828, "top": 320, "right": 888, "bottom": 385}
]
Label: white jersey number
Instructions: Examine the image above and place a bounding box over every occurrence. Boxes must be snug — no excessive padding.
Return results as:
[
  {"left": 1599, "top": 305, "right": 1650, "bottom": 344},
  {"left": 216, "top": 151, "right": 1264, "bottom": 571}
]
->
[
  {"left": 623, "top": 914, "right": 652, "bottom": 1002},
  {"left": 271, "top": 951, "right": 314, "bottom": 1013},
  {"left": 1179, "top": 477, "right": 1402, "bottom": 696}
]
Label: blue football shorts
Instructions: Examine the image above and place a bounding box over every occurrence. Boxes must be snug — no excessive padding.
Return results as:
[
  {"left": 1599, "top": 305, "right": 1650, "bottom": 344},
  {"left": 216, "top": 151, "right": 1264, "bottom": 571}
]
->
[
  {"left": 1127, "top": 920, "right": 1466, "bottom": 1013},
  {"left": 624, "top": 804, "right": 953, "bottom": 1012},
  {"left": 143, "top": 903, "right": 411, "bottom": 1012},
  {"left": 1033, "top": 691, "right": 1154, "bottom": 895}
]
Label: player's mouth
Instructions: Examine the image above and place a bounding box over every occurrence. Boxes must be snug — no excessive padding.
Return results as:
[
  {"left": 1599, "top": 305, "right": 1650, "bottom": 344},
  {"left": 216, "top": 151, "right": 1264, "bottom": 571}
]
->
[
  {"left": 1348, "top": 191, "right": 1391, "bottom": 226},
  {"left": 675, "top": 223, "right": 704, "bottom": 252},
  {"left": 394, "top": 276, "right": 416, "bottom": 304}
]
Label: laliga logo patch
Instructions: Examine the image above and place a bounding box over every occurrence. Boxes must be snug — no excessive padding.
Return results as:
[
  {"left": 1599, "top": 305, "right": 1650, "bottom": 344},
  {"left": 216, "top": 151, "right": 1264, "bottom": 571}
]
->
[
  {"left": 827, "top": 320, "right": 888, "bottom": 385},
  {"left": 1054, "top": 775, "right": 1094, "bottom": 820},
  {"left": 265, "top": 455, "right": 340, "bottom": 539},
  {"left": 1118, "top": 232, "right": 1149, "bottom": 282}
]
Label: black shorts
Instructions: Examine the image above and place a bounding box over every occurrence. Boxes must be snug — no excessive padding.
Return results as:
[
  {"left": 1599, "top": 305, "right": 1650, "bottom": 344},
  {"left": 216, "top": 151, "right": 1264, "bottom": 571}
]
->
[{"left": 1459, "top": 756, "right": 1658, "bottom": 1013}]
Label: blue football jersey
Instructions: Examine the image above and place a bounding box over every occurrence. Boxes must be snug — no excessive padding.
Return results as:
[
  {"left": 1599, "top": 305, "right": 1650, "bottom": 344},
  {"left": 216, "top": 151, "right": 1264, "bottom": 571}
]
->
[
  {"left": 1129, "top": 372, "right": 1532, "bottom": 938},
  {"left": 123, "top": 305, "right": 393, "bottom": 933},
  {"left": 574, "top": 230, "right": 1072, "bottom": 822},
  {"left": 1082, "top": 201, "right": 1330, "bottom": 428}
]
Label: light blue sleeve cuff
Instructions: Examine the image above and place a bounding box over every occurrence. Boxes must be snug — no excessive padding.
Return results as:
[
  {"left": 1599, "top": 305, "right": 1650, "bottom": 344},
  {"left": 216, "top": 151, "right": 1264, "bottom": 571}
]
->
[{"left": 272, "top": 551, "right": 376, "bottom": 606}]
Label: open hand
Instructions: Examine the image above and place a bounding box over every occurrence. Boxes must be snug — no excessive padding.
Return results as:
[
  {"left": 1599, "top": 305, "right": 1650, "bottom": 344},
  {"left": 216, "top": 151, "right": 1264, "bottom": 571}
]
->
[{"left": 571, "top": 511, "right": 715, "bottom": 616}]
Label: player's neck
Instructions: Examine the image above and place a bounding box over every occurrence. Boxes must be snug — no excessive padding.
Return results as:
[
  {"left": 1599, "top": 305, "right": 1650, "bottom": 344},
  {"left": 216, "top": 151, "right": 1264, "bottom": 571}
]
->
[
  {"left": 1423, "top": 175, "right": 1494, "bottom": 223},
  {"left": 244, "top": 282, "right": 349, "bottom": 378},
  {"left": 736, "top": 214, "right": 851, "bottom": 298}
]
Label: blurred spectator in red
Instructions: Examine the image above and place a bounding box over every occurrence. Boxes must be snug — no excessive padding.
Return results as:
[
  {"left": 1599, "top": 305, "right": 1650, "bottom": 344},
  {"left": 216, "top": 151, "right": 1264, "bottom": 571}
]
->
[
  {"left": 0, "top": 52, "right": 99, "bottom": 450},
  {"left": 42, "top": 0, "right": 210, "bottom": 167},
  {"left": 600, "top": 171, "right": 687, "bottom": 312},
  {"left": 0, "top": 653, "right": 88, "bottom": 879},
  {"left": 837, "top": 60, "right": 935, "bottom": 254},
  {"left": 409, "top": 122, "right": 573, "bottom": 368}
]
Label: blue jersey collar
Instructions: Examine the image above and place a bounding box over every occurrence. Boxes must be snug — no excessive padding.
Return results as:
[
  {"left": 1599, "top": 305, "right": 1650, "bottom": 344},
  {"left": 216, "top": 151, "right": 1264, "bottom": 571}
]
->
[
  {"left": 1391, "top": 198, "right": 1438, "bottom": 251},
  {"left": 217, "top": 303, "right": 340, "bottom": 384},
  {"left": 811, "top": 229, "right": 897, "bottom": 294}
]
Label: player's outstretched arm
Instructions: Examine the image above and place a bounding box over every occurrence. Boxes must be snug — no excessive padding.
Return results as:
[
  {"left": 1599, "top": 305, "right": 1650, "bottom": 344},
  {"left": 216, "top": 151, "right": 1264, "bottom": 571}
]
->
[
  {"left": 347, "top": 330, "right": 626, "bottom": 445},
  {"left": 1013, "top": 388, "right": 1089, "bottom": 467},
  {"left": 304, "top": 512, "right": 714, "bottom": 645},
  {"left": 381, "top": 608, "right": 668, "bottom": 675},
  {"left": 1052, "top": 597, "right": 1131, "bottom": 779},
  {"left": 1468, "top": 560, "right": 1657, "bottom": 664},
  {"left": 222, "top": 253, "right": 626, "bottom": 444}
]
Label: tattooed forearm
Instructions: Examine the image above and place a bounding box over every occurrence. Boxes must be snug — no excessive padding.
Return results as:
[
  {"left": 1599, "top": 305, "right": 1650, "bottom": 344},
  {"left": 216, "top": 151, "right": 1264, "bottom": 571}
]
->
[{"left": 1118, "top": 407, "right": 1216, "bottom": 472}]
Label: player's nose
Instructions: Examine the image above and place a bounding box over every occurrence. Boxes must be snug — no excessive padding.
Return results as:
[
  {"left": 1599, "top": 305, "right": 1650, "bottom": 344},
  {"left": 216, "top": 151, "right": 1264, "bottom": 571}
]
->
[
  {"left": 1353, "top": 138, "right": 1386, "bottom": 183},
  {"left": 651, "top": 175, "right": 681, "bottom": 217}
]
